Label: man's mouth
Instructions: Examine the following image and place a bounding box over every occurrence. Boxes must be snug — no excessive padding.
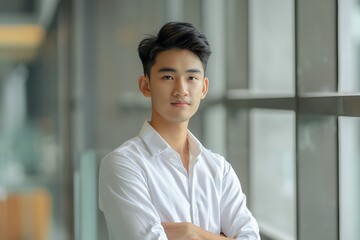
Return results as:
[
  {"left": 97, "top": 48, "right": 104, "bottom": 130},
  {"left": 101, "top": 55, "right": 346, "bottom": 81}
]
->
[{"left": 171, "top": 101, "right": 190, "bottom": 106}]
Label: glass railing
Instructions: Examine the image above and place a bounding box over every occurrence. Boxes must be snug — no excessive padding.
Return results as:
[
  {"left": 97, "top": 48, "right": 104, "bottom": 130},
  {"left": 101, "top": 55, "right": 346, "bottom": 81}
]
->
[{"left": 74, "top": 149, "right": 110, "bottom": 240}]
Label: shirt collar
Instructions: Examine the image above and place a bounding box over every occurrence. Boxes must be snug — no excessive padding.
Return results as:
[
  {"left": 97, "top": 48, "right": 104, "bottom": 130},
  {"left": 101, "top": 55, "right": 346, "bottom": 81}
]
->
[
  {"left": 139, "top": 121, "right": 202, "bottom": 158},
  {"left": 187, "top": 129, "right": 202, "bottom": 159}
]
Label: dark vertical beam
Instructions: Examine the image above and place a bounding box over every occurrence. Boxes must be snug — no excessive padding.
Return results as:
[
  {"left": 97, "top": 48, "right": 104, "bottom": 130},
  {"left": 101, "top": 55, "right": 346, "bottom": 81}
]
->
[{"left": 57, "top": 0, "right": 74, "bottom": 238}]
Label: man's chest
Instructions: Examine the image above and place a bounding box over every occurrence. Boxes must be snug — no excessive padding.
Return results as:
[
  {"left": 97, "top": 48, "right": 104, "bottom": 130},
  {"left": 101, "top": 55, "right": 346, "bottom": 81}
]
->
[{"left": 144, "top": 160, "right": 222, "bottom": 229}]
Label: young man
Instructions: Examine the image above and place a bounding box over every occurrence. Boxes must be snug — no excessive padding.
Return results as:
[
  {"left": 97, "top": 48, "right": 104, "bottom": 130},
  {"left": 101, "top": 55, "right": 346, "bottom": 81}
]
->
[{"left": 99, "top": 22, "right": 260, "bottom": 240}]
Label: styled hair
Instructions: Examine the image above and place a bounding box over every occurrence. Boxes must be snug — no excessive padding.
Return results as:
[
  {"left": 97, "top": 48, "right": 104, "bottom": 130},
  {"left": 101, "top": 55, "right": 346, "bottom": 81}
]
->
[{"left": 138, "top": 22, "right": 211, "bottom": 77}]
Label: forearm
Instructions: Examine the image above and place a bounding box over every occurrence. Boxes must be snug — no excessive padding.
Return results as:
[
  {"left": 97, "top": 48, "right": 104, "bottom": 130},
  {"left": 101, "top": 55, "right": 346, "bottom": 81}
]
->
[
  {"left": 162, "top": 222, "right": 235, "bottom": 240},
  {"left": 197, "top": 227, "right": 234, "bottom": 240}
]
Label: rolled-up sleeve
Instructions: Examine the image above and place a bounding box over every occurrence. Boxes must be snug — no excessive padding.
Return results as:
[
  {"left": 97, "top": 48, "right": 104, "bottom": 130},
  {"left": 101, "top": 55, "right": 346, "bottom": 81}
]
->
[
  {"left": 98, "top": 152, "right": 168, "bottom": 240},
  {"left": 220, "top": 163, "right": 260, "bottom": 239}
]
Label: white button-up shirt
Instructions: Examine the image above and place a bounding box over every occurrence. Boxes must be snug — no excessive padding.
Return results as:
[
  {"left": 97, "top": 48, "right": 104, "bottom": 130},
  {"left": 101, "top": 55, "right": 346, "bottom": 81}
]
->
[{"left": 99, "top": 122, "right": 260, "bottom": 240}]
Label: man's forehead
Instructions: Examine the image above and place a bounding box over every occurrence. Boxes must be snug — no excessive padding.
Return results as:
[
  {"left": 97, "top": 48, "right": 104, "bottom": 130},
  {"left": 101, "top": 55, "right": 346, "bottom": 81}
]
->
[{"left": 152, "top": 50, "right": 204, "bottom": 72}]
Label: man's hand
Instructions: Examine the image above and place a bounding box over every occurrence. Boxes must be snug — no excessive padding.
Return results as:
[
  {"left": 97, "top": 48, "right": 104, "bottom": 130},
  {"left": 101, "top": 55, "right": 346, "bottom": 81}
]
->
[{"left": 161, "top": 222, "right": 234, "bottom": 240}]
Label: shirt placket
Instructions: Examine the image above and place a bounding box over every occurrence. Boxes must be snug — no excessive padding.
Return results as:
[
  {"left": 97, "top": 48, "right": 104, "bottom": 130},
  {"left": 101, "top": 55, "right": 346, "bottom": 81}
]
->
[
  {"left": 188, "top": 158, "right": 200, "bottom": 225},
  {"left": 167, "top": 151, "right": 193, "bottom": 219}
]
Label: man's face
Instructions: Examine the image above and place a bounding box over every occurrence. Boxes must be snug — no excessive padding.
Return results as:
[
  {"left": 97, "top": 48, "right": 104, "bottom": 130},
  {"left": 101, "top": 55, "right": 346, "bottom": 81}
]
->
[{"left": 140, "top": 48, "right": 209, "bottom": 126}]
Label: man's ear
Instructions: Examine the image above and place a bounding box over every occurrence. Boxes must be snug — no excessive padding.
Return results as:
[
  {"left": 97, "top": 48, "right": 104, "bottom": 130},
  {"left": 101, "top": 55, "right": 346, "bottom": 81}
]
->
[
  {"left": 201, "top": 77, "right": 209, "bottom": 99},
  {"left": 138, "top": 76, "right": 151, "bottom": 97}
]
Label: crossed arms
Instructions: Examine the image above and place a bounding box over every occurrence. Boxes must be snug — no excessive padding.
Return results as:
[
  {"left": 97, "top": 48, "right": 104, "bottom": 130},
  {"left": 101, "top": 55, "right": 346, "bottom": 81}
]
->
[{"left": 99, "top": 152, "right": 260, "bottom": 240}]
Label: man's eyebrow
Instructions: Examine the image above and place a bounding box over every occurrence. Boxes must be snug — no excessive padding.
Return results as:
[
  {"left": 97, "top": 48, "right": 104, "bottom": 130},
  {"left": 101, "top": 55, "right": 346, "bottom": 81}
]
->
[
  {"left": 157, "top": 67, "right": 202, "bottom": 74},
  {"left": 158, "top": 67, "right": 176, "bottom": 73},
  {"left": 186, "top": 68, "right": 202, "bottom": 73}
]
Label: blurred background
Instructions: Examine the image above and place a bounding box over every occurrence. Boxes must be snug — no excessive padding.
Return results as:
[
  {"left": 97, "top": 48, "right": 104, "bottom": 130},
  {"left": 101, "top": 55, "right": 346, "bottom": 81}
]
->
[{"left": 0, "top": 0, "right": 359, "bottom": 239}]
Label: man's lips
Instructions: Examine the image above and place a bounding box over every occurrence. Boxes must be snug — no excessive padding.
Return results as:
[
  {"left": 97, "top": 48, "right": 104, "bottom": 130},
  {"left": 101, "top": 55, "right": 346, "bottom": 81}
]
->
[{"left": 171, "top": 101, "right": 190, "bottom": 106}]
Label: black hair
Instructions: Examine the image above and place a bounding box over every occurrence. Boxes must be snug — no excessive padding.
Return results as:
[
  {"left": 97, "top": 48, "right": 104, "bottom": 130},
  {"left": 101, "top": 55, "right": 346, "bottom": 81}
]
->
[{"left": 138, "top": 22, "right": 211, "bottom": 77}]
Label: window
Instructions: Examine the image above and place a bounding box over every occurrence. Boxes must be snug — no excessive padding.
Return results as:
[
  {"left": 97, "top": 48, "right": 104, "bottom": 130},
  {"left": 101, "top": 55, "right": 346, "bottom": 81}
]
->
[{"left": 250, "top": 109, "right": 296, "bottom": 240}]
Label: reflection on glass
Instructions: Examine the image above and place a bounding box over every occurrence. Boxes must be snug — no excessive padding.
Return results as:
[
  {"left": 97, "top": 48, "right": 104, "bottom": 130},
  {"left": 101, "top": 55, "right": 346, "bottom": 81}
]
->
[
  {"left": 339, "top": 117, "right": 360, "bottom": 239},
  {"left": 249, "top": 0, "right": 295, "bottom": 95},
  {"left": 250, "top": 109, "right": 296, "bottom": 240}
]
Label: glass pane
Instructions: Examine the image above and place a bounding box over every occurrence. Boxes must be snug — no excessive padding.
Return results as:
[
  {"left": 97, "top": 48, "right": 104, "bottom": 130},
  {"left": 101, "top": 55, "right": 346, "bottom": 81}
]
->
[
  {"left": 297, "top": 115, "right": 338, "bottom": 240},
  {"left": 203, "top": 104, "right": 227, "bottom": 156},
  {"left": 226, "top": 108, "right": 250, "bottom": 195},
  {"left": 297, "top": 0, "right": 337, "bottom": 93},
  {"left": 339, "top": 117, "right": 360, "bottom": 239},
  {"left": 248, "top": 0, "right": 295, "bottom": 95},
  {"left": 225, "top": 0, "right": 249, "bottom": 89},
  {"left": 250, "top": 109, "right": 296, "bottom": 239},
  {"left": 338, "top": 0, "right": 360, "bottom": 93}
]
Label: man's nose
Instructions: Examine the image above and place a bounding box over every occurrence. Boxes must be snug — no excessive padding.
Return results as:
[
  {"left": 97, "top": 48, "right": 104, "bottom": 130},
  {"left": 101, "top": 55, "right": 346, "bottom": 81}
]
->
[{"left": 173, "top": 78, "right": 189, "bottom": 96}]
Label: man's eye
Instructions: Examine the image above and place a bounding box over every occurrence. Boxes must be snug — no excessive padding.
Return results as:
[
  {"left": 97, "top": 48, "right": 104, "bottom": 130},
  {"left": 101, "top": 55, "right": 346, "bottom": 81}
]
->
[
  {"left": 188, "top": 76, "right": 198, "bottom": 81},
  {"left": 162, "top": 76, "right": 173, "bottom": 80}
]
